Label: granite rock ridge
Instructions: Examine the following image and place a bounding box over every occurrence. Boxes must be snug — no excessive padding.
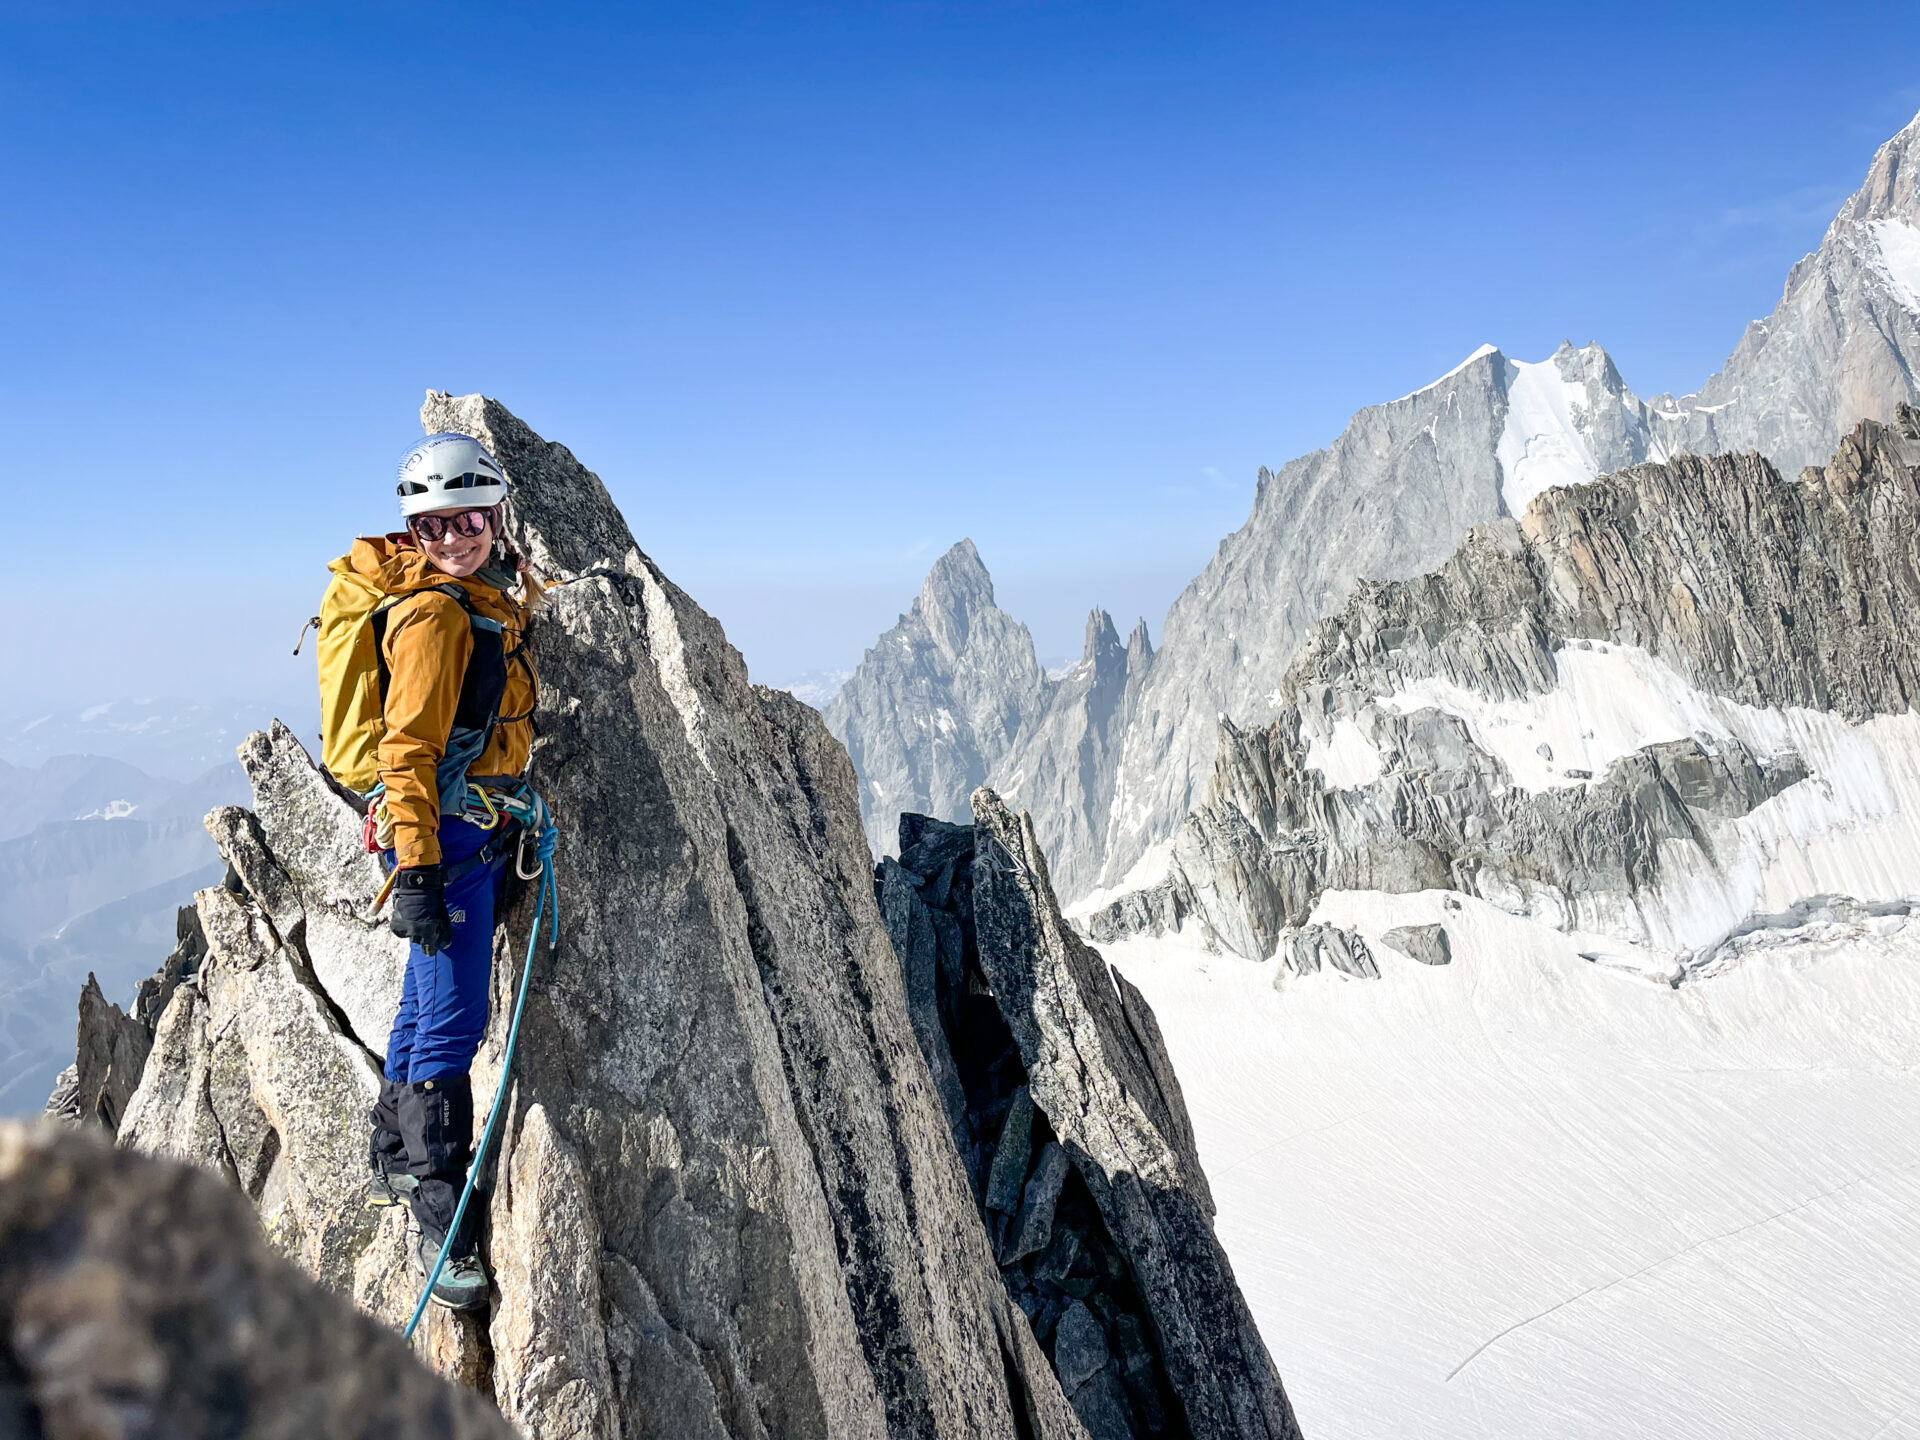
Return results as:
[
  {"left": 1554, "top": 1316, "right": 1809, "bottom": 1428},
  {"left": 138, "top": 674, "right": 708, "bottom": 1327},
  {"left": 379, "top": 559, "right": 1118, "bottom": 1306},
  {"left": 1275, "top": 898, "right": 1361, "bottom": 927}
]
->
[
  {"left": 41, "top": 903, "right": 202, "bottom": 1135},
  {"left": 877, "top": 796, "right": 1301, "bottom": 1440},
  {"left": 824, "top": 543, "right": 1152, "bottom": 898},
  {"left": 66, "top": 394, "right": 1123, "bottom": 1439},
  {"left": 1087, "top": 411, "right": 1920, "bottom": 965}
]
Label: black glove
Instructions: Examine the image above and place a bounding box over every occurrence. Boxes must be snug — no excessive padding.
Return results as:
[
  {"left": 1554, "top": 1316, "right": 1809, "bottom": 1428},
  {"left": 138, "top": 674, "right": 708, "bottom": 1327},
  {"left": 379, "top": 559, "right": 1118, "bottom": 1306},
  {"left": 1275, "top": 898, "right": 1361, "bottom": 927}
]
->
[{"left": 391, "top": 864, "right": 453, "bottom": 956}]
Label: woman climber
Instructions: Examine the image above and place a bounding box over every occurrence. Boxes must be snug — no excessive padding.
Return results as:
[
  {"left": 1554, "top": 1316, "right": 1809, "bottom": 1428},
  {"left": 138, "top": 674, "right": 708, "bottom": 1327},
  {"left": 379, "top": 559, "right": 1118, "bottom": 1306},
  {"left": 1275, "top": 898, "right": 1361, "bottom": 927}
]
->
[{"left": 322, "top": 432, "right": 540, "bottom": 1313}]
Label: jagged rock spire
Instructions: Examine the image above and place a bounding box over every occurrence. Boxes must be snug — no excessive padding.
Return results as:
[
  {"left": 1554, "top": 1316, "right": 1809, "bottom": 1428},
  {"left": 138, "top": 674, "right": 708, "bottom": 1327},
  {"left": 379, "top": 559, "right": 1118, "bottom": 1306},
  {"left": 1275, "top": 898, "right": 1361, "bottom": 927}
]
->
[{"left": 111, "top": 394, "right": 1101, "bottom": 1438}]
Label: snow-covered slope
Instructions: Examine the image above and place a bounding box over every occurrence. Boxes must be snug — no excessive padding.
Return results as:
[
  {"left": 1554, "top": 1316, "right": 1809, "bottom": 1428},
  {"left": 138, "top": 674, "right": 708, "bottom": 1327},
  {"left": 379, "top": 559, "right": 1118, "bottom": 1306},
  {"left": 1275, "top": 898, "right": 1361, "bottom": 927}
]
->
[
  {"left": 1066, "top": 410, "right": 1920, "bottom": 1433},
  {"left": 1496, "top": 345, "right": 1667, "bottom": 516},
  {"left": 1106, "top": 901, "right": 1920, "bottom": 1440}
]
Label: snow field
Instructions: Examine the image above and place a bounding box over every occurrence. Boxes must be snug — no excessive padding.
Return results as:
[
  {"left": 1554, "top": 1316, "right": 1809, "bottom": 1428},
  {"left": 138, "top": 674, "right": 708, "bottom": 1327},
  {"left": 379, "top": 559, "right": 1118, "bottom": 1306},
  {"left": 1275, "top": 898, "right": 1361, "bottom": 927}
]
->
[
  {"left": 1106, "top": 893, "right": 1920, "bottom": 1440},
  {"left": 1303, "top": 641, "right": 1920, "bottom": 953}
]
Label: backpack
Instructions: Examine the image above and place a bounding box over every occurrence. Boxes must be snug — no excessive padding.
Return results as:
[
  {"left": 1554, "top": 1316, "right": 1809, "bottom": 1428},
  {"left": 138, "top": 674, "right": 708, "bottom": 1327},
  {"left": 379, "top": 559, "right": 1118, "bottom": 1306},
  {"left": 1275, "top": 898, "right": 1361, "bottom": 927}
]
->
[{"left": 309, "top": 558, "right": 511, "bottom": 805}]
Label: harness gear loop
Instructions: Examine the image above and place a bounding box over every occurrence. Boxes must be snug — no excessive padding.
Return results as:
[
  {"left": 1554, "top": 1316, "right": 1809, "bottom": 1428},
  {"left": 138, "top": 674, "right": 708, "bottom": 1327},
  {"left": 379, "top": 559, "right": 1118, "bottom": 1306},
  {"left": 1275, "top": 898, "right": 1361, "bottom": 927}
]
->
[{"left": 403, "top": 804, "right": 558, "bottom": 1343}]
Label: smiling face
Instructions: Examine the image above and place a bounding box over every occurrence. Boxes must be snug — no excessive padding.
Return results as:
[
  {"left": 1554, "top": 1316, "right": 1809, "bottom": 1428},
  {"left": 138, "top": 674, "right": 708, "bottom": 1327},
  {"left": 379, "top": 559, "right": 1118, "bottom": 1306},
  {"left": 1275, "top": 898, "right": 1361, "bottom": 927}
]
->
[{"left": 411, "top": 506, "right": 496, "bottom": 579}]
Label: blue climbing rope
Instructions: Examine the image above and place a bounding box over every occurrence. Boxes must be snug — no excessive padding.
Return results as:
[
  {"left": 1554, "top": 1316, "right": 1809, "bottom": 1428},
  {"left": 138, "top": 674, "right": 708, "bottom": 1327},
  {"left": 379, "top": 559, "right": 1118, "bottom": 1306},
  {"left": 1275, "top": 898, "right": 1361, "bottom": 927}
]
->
[{"left": 403, "top": 811, "right": 558, "bottom": 1342}]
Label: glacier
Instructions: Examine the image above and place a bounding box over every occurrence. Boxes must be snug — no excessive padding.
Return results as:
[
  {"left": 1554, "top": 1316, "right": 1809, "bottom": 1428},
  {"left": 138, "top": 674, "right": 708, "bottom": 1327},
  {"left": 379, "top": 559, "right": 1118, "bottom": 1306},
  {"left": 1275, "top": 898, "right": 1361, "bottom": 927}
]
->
[{"left": 1106, "top": 903, "right": 1920, "bottom": 1440}]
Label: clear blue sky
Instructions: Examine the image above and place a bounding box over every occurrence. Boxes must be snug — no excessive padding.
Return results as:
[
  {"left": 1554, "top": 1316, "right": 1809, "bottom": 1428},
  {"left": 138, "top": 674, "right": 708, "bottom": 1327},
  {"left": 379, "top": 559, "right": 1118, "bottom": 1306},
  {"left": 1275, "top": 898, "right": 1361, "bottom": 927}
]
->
[{"left": 5, "top": 0, "right": 1918, "bottom": 713}]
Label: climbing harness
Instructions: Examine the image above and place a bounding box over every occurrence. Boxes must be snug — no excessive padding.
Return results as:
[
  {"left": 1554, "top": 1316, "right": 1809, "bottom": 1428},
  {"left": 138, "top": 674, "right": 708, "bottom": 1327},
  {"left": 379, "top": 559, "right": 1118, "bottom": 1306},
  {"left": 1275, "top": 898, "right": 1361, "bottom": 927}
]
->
[
  {"left": 364, "top": 781, "right": 548, "bottom": 916},
  {"left": 401, "top": 796, "right": 559, "bottom": 1343}
]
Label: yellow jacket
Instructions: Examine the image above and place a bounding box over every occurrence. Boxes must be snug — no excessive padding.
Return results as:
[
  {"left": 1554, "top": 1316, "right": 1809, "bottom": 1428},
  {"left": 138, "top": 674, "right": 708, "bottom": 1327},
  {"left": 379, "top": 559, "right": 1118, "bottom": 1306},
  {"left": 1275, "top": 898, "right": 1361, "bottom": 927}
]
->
[{"left": 342, "top": 535, "right": 536, "bottom": 867}]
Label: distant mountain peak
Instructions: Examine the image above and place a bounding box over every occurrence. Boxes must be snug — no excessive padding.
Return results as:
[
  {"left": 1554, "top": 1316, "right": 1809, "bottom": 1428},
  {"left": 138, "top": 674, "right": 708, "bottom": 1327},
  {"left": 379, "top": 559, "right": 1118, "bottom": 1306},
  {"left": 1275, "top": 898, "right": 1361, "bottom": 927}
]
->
[
  {"left": 1835, "top": 105, "right": 1920, "bottom": 231},
  {"left": 1083, "top": 608, "right": 1122, "bottom": 660},
  {"left": 913, "top": 538, "right": 998, "bottom": 657},
  {"left": 920, "top": 537, "right": 992, "bottom": 599},
  {"left": 1392, "top": 342, "right": 1501, "bottom": 404},
  {"left": 833, "top": 109, "right": 1920, "bottom": 904}
]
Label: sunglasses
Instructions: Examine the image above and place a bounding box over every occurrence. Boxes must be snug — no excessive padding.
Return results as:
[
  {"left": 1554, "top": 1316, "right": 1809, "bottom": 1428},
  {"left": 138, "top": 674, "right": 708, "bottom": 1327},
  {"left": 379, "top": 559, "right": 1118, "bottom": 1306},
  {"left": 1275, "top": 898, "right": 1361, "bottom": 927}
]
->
[{"left": 409, "top": 508, "right": 493, "bottom": 543}]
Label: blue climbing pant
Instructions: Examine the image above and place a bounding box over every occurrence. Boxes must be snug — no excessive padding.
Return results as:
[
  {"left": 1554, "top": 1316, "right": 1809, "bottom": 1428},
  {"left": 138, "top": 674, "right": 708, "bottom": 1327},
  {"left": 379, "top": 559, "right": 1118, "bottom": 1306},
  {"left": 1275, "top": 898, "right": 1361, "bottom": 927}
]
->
[{"left": 383, "top": 815, "right": 506, "bottom": 1085}]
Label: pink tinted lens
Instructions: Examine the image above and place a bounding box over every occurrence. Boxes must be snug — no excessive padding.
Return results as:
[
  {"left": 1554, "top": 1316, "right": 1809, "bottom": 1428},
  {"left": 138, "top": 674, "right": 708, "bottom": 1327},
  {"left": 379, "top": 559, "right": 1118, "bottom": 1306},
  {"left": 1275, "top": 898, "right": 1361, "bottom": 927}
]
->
[{"left": 412, "top": 509, "right": 490, "bottom": 542}]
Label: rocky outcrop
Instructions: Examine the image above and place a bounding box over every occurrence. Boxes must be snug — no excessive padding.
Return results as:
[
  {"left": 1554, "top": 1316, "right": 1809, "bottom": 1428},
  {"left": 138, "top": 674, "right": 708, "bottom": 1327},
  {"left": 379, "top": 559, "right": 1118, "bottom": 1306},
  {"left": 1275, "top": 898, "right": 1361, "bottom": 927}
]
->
[
  {"left": 878, "top": 795, "right": 1302, "bottom": 1440},
  {"left": 40, "top": 976, "right": 150, "bottom": 1133},
  {"left": 988, "top": 613, "right": 1153, "bottom": 899},
  {"left": 44, "top": 902, "right": 206, "bottom": 1133},
  {"left": 1648, "top": 108, "right": 1920, "bottom": 475},
  {"left": 826, "top": 542, "right": 1151, "bottom": 897},
  {"left": 1381, "top": 923, "right": 1450, "bottom": 967},
  {"left": 1089, "top": 412, "right": 1920, "bottom": 962},
  {"left": 0, "top": 1119, "right": 517, "bottom": 1440},
  {"left": 1272, "top": 925, "right": 1377, "bottom": 980},
  {"left": 99, "top": 394, "right": 1113, "bottom": 1439}
]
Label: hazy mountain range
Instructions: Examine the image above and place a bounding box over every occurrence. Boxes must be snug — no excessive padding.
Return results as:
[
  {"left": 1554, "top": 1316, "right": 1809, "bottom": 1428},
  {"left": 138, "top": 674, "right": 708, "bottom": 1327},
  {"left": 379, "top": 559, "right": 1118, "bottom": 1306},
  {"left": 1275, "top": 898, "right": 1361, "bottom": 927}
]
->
[
  {"left": 0, "top": 753, "right": 249, "bottom": 1112},
  {"left": 0, "top": 697, "right": 307, "bottom": 782}
]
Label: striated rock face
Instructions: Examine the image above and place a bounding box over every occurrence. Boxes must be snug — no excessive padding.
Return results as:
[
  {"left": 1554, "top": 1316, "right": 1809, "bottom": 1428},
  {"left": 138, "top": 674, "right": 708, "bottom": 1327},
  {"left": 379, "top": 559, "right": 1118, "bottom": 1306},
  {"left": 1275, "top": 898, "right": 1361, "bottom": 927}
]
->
[
  {"left": 826, "top": 542, "right": 1151, "bottom": 897},
  {"left": 1648, "top": 108, "right": 1920, "bottom": 475},
  {"left": 833, "top": 342, "right": 1666, "bottom": 907},
  {"left": 102, "top": 394, "right": 1108, "bottom": 1439},
  {"left": 1094, "top": 340, "right": 1666, "bottom": 897},
  {"left": 990, "top": 612, "right": 1153, "bottom": 900},
  {"left": 1381, "top": 923, "right": 1450, "bottom": 967},
  {"left": 0, "top": 1119, "right": 518, "bottom": 1440},
  {"left": 1271, "top": 925, "right": 1377, "bottom": 981},
  {"left": 878, "top": 795, "right": 1302, "bottom": 1440},
  {"left": 1089, "top": 412, "right": 1920, "bottom": 964}
]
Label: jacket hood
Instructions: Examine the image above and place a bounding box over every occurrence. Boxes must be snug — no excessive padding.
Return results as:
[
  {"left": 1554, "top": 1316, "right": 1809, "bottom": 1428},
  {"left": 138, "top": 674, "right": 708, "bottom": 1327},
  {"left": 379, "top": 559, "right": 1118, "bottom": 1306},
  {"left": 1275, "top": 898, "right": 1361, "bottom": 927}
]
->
[{"left": 335, "top": 534, "right": 510, "bottom": 599}]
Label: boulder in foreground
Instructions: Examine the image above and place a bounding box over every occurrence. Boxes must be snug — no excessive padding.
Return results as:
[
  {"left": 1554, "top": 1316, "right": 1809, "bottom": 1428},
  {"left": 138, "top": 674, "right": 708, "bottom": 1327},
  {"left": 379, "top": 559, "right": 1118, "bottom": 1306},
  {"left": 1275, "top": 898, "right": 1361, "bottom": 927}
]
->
[{"left": 0, "top": 1119, "right": 517, "bottom": 1440}]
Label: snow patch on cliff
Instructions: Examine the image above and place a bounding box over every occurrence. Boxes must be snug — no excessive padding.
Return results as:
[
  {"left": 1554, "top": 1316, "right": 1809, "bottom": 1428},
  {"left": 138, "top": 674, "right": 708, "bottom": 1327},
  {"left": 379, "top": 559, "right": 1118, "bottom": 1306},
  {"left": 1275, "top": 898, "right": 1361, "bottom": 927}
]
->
[
  {"left": 1066, "top": 837, "right": 1176, "bottom": 919},
  {"left": 1107, "top": 893, "right": 1920, "bottom": 1440},
  {"left": 1301, "top": 716, "right": 1385, "bottom": 788},
  {"left": 1495, "top": 357, "right": 1604, "bottom": 516},
  {"left": 1374, "top": 641, "right": 1775, "bottom": 791},
  {"left": 1391, "top": 343, "right": 1499, "bottom": 404},
  {"left": 1868, "top": 218, "right": 1920, "bottom": 314}
]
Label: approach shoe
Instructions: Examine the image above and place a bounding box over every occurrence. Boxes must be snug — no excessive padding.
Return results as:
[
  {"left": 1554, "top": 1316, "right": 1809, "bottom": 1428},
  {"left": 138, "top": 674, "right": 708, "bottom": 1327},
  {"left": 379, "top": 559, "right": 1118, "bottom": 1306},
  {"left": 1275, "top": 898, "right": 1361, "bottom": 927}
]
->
[
  {"left": 413, "top": 1231, "right": 490, "bottom": 1312},
  {"left": 366, "top": 1157, "right": 418, "bottom": 1209}
]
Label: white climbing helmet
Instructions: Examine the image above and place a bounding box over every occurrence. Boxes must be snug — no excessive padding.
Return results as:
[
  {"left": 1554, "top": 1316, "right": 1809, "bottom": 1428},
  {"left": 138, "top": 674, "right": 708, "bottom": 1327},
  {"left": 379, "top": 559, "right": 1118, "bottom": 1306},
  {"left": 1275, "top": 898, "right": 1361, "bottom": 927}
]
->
[{"left": 395, "top": 433, "right": 509, "bottom": 517}]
